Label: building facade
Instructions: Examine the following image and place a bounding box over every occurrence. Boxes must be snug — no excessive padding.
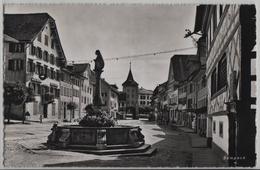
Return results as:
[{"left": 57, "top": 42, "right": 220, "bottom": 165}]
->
[
  {"left": 122, "top": 66, "right": 139, "bottom": 119},
  {"left": 138, "top": 87, "right": 153, "bottom": 107},
  {"left": 59, "top": 68, "right": 73, "bottom": 121},
  {"left": 4, "top": 13, "right": 66, "bottom": 121},
  {"left": 195, "top": 5, "right": 256, "bottom": 166},
  {"left": 100, "top": 79, "right": 119, "bottom": 118}
]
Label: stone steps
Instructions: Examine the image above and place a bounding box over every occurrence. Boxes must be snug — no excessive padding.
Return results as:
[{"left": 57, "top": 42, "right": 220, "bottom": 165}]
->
[
  {"left": 68, "top": 141, "right": 144, "bottom": 150},
  {"left": 117, "top": 147, "right": 157, "bottom": 157},
  {"left": 64, "top": 144, "right": 155, "bottom": 155}
]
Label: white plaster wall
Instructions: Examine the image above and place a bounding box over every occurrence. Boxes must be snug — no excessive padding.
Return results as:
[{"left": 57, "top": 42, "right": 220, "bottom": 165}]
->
[{"left": 212, "top": 115, "right": 229, "bottom": 154}]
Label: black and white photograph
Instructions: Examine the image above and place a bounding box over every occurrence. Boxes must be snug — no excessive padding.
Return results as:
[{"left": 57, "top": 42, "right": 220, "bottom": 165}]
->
[{"left": 1, "top": 1, "right": 259, "bottom": 168}]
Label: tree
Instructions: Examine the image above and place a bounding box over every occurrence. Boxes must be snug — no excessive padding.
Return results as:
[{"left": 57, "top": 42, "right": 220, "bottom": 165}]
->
[{"left": 4, "top": 82, "right": 35, "bottom": 123}]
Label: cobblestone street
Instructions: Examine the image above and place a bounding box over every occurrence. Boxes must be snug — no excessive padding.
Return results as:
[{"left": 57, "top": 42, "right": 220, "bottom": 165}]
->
[{"left": 4, "top": 119, "right": 226, "bottom": 168}]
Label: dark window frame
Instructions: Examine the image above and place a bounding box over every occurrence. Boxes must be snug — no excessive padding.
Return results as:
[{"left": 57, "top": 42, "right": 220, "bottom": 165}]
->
[
  {"left": 44, "top": 35, "right": 49, "bottom": 46},
  {"left": 219, "top": 121, "right": 223, "bottom": 138},
  {"left": 9, "top": 43, "right": 25, "bottom": 53},
  {"left": 217, "top": 53, "right": 227, "bottom": 90},
  {"left": 213, "top": 121, "right": 216, "bottom": 133}
]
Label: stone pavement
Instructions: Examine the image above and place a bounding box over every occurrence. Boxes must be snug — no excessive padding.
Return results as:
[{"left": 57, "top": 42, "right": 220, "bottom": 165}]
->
[
  {"left": 3, "top": 119, "right": 227, "bottom": 168},
  {"left": 177, "top": 126, "right": 207, "bottom": 148},
  {"left": 176, "top": 126, "right": 227, "bottom": 167}
]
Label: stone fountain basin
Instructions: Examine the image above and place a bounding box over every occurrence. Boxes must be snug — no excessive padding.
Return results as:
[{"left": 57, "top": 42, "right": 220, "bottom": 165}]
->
[{"left": 47, "top": 125, "right": 145, "bottom": 150}]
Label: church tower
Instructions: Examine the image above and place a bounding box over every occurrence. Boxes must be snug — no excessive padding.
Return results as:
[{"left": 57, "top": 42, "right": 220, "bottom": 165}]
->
[{"left": 122, "top": 62, "right": 139, "bottom": 119}]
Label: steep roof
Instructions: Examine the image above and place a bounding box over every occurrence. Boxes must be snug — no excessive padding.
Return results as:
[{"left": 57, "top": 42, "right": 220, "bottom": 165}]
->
[
  {"left": 122, "top": 69, "right": 138, "bottom": 87},
  {"left": 170, "top": 55, "right": 200, "bottom": 82},
  {"left": 110, "top": 84, "right": 118, "bottom": 90},
  {"left": 72, "top": 63, "right": 90, "bottom": 74},
  {"left": 4, "top": 34, "right": 19, "bottom": 42},
  {"left": 139, "top": 87, "right": 153, "bottom": 95},
  {"left": 4, "top": 13, "right": 66, "bottom": 62},
  {"left": 4, "top": 13, "right": 50, "bottom": 41}
]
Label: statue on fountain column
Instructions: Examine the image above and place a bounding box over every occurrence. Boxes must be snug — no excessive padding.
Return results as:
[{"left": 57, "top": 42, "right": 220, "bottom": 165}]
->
[{"left": 93, "top": 50, "right": 105, "bottom": 107}]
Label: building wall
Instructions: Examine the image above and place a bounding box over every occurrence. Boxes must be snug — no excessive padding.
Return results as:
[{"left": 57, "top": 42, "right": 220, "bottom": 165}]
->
[
  {"left": 4, "top": 42, "right": 26, "bottom": 84},
  {"left": 4, "top": 20, "right": 63, "bottom": 121},
  {"left": 138, "top": 93, "right": 152, "bottom": 107},
  {"left": 206, "top": 5, "right": 241, "bottom": 155},
  {"left": 212, "top": 116, "right": 229, "bottom": 154},
  {"left": 123, "top": 86, "right": 138, "bottom": 107},
  {"left": 109, "top": 90, "right": 119, "bottom": 118},
  {"left": 60, "top": 78, "right": 72, "bottom": 121},
  {"left": 72, "top": 83, "right": 80, "bottom": 120}
]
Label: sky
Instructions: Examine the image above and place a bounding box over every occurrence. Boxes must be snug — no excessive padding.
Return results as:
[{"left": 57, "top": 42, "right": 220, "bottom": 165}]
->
[{"left": 4, "top": 4, "right": 197, "bottom": 91}]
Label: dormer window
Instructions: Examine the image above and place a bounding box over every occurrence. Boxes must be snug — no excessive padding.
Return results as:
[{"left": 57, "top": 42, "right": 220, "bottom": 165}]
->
[
  {"left": 51, "top": 39, "right": 55, "bottom": 49},
  {"left": 44, "top": 35, "right": 49, "bottom": 46},
  {"left": 37, "top": 33, "right": 42, "bottom": 42}
]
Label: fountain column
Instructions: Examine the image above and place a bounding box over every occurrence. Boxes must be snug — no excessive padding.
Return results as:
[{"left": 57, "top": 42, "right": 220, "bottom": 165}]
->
[{"left": 93, "top": 50, "right": 104, "bottom": 108}]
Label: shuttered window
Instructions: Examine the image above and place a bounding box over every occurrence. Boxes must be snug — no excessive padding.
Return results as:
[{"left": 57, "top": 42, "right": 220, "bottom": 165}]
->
[
  {"left": 217, "top": 53, "right": 227, "bottom": 90},
  {"left": 9, "top": 43, "right": 25, "bottom": 53},
  {"left": 8, "top": 59, "right": 24, "bottom": 71},
  {"left": 43, "top": 51, "right": 49, "bottom": 62},
  {"left": 30, "top": 45, "right": 36, "bottom": 55}
]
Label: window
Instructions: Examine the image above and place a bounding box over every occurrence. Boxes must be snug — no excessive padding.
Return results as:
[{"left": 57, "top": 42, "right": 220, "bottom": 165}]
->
[
  {"left": 27, "top": 59, "right": 35, "bottom": 72},
  {"left": 50, "top": 68, "right": 55, "bottom": 79},
  {"left": 30, "top": 45, "right": 36, "bottom": 55},
  {"left": 44, "top": 35, "right": 48, "bottom": 46},
  {"left": 213, "top": 121, "right": 216, "bottom": 133},
  {"left": 50, "top": 54, "right": 55, "bottom": 65},
  {"left": 51, "top": 39, "right": 55, "bottom": 49},
  {"left": 8, "top": 59, "right": 24, "bottom": 71},
  {"left": 211, "top": 68, "right": 217, "bottom": 95},
  {"left": 189, "top": 83, "right": 193, "bottom": 93},
  {"left": 219, "top": 5, "right": 223, "bottom": 18},
  {"left": 44, "top": 65, "right": 48, "bottom": 77},
  {"left": 37, "top": 84, "right": 41, "bottom": 95},
  {"left": 43, "top": 51, "right": 49, "bottom": 62},
  {"left": 36, "top": 63, "right": 42, "bottom": 75},
  {"left": 188, "top": 99, "right": 192, "bottom": 108},
  {"left": 9, "top": 43, "right": 25, "bottom": 53},
  {"left": 219, "top": 121, "right": 223, "bottom": 137},
  {"left": 60, "top": 86, "right": 63, "bottom": 96},
  {"left": 50, "top": 87, "right": 54, "bottom": 94},
  {"left": 217, "top": 54, "right": 227, "bottom": 90},
  {"left": 36, "top": 47, "right": 42, "bottom": 59},
  {"left": 56, "top": 71, "right": 60, "bottom": 81},
  {"left": 8, "top": 60, "right": 14, "bottom": 70},
  {"left": 211, "top": 53, "right": 227, "bottom": 98},
  {"left": 37, "top": 33, "right": 42, "bottom": 42}
]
